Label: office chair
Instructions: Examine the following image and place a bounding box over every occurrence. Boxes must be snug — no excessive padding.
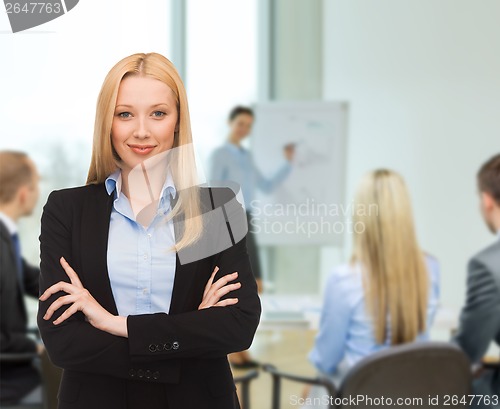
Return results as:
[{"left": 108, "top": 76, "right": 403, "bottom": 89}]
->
[
  {"left": 233, "top": 369, "right": 259, "bottom": 409},
  {"left": 263, "top": 363, "right": 337, "bottom": 409},
  {"left": 263, "top": 342, "right": 472, "bottom": 409},
  {"left": 0, "top": 351, "right": 45, "bottom": 409}
]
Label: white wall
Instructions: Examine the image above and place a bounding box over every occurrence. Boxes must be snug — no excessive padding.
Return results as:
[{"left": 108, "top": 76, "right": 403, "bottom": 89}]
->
[{"left": 323, "top": 0, "right": 500, "bottom": 310}]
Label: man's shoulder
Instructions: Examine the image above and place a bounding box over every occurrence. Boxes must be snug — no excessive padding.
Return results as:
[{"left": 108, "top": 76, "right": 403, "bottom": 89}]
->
[
  {"left": 469, "top": 240, "right": 500, "bottom": 283},
  {"left": 210, "top": 145, "right": 230, "bottom": 159}
]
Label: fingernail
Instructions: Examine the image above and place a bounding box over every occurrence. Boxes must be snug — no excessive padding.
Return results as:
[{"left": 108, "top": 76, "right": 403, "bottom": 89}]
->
[{"left": 233, "top": 272, "right": 238, "bottom": 276}]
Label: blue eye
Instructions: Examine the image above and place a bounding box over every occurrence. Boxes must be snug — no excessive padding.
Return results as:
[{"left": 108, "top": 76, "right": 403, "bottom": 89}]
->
[
  {"left": 153, "top": 111, "right": 166, "bottom": 117},
  {"left": 118, "top": 112, "right": 131, "bottom": 118}
]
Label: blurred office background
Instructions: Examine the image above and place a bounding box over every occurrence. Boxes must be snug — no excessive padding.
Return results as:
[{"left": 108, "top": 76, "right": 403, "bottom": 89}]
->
[{"left": 1, "top": 0, "right": 500, "bottom": 407}]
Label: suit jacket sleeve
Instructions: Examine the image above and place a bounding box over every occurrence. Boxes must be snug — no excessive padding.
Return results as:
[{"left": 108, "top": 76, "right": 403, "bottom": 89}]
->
[
  {"left": 453, "top": 257, "right": 500, "bottom": 363},
  {"left": 0, "top": 328, "right": 37, "bottom": 354},
  {"left": 0, "top": 245, "right": 38, "bottom": 353},
  {"left": 126, "top": 232, "right": 261, "bottom": 362},
  {"left": 22, "top": 258, "right": 40, "bottom": 299},
  {"left": 38, "top": 190, "right": 133, "bottom": 378},
  {"left": 39, "top": 188, "right": 261, "bottom": 377}
]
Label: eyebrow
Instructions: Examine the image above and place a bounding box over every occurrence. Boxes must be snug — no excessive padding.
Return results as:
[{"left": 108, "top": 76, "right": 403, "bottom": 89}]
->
[{"left": 115, "top": 103, "right": 170, "bottom": 109}]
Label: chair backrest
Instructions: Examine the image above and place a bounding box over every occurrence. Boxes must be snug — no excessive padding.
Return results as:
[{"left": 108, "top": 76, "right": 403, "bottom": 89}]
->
[{"left": 338, "top": 342, "right": 471, "bottom": 408}]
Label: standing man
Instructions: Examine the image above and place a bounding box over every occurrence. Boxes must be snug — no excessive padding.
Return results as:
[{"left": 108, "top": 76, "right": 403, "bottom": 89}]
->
[
  {"left": 0, "top": 150, "right": 42, "bottom": 405},
  {"left": 454, "top": 153, "right": 500, "bottom": 405}
]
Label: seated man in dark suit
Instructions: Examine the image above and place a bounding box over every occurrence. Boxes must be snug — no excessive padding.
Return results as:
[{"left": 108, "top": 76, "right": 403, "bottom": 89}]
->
[
  {"left": 0, "top": 150, "right": 42, "bottom": 405},
  {"left": 454, "top": 153, "right": 500, "bottom": 405}
]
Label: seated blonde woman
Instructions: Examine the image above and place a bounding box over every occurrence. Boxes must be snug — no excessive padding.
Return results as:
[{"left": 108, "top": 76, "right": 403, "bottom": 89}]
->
[{"left": 308, "top": 169, "right": 440, "bottom": 394}]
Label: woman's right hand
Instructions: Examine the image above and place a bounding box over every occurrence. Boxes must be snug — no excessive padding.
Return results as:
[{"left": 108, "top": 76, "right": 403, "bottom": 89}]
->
[{"left": 198, "top": 266, "right": 241, "bottom": 310}]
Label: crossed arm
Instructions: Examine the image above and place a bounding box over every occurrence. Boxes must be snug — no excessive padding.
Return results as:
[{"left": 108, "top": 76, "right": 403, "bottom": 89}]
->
[
  {"left": 37, "top": 190, "right": 261, "bottom": 378},
  {"left": 39, "top": 258, "right": 239, "bottom": 337}
]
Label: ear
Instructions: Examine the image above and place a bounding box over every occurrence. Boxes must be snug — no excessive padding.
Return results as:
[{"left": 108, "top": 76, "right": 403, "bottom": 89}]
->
[
  {"left": 17, "top": 185, "right": 28, "bottom": 206},
  {"left": 481, "top": 191, "right": 494, "bottom": 210}
]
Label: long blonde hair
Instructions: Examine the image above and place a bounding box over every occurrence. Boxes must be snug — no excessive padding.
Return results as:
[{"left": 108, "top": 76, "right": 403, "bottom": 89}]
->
[
  {"left": 352, "top": 169, "right": 428, "bottom": 345},
  {"left": 86, "top": 52, "right": 201, "bottom": 250}
]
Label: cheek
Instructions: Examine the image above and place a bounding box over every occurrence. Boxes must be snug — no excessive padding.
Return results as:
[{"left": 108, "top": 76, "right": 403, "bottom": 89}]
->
[
  {"left": 111, "top": 121, "right": 128, "bottom": 152},
  {"left": 155, "top": 119, "right": 177, "bottom": 145},
  {"left": 111, "top": 120, "right": 127, "bottom": 142}
]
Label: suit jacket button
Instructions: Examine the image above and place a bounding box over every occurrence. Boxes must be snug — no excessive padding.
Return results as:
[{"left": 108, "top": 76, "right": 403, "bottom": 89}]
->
[
  {"left": 145, "top": 370, "right": 152, "bottom": 379},
  {"left": 153, "top": 371, "right": 160, "bottom": 380},
  {"left": 137, "top": 369, "right": 144, "bottom": 379},
  {"left": 164, "top": 343, "right": 172, "bottom": 351},
  {"left": 129, "top": 369, "right": 136, "bottom": 378},
  {"left": 172, "top": 341, "right": 179, "bottom": 350},
  {"left": 149, "top": 344, "right": 156, "bottom": 353}
]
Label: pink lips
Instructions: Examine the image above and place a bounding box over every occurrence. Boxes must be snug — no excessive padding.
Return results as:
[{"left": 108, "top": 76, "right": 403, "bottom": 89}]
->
[{"left": 128, "top": 145, "right": 156, "bottom": 155}]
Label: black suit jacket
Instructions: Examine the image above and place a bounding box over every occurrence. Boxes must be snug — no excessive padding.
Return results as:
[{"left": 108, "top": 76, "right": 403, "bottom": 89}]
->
[
  {"left": 0, "top": 220, "right": 40, "bottom": 353},
  {"left": 454, "top": 240, "right": 500, "bottom": 397},
  {"left": 0, "top": 219, "right": 40, "bottom": 403},
  {"left": 37, "top": 183, "right": 261, "bottom": 409}
]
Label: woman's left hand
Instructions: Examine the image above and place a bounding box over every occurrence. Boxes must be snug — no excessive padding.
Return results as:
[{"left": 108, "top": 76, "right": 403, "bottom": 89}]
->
[{"left": 40, "top": 257, "right": 127, "bottom": 337}]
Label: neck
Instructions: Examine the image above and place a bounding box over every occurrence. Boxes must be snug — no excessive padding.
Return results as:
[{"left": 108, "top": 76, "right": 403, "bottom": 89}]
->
[
  {"left": 491, "top": 210, "right": 500, "bottom": 233},
  {"left": 121, "top": 165, "right": 166, "bottom": 201},
  {"left": 228, "top": 134, "right": 241, "bottom": 146},
  {"left": 120, "top": 155, "right": 169, "bottom": 227},
  {"left": 0, "top": 204, "right": 19, "bottom": 223}
]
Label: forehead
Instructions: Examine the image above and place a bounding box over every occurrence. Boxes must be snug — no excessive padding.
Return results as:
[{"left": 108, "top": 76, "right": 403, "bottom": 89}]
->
[
  {"left": 116, "top": 75, "right": 176, "bottom": 105},
  {"left": 234, "top": 113, "right": 253, "bottom": 122}
]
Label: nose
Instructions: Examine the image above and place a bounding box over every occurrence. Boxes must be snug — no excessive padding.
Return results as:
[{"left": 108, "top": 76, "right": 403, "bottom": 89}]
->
[{"left": 133, "top": 117, "right": 150, "bottom": 139}]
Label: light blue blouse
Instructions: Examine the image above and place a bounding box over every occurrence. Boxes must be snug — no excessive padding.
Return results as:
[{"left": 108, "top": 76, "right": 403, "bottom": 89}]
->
[
  {"left": 209, "top": 142, "right": 291, "bottom": 212},
  {"left": 309, "top": 255, "right": 440, "bottom": 377},
  {"left": 105, "top": 169, "right": 177, "bottom": 317}
]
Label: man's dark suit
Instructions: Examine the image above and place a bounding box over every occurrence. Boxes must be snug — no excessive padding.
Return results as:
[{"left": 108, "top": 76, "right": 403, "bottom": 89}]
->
[
  {"left": 454, "top": 240, "right": 500, "bottom": 401},
  {"left": 0, "top": 219, "right": 41, "bottom": 404},
  {"left": 37, "top": 183, "right": 261, "bottom": 409}
]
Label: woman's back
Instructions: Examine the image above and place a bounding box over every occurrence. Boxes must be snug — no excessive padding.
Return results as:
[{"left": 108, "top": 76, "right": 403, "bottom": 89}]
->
[
  {"left": 309, "top": 169, "right": 440, "bottom": 385},
  {"left": 309, "top": 254, "right": 440, "bottom": 379}
]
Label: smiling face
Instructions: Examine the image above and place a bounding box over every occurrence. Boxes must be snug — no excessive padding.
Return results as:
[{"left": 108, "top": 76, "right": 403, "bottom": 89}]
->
[{"left": 111, "top": 75, "right": 178, "bottom": 173}]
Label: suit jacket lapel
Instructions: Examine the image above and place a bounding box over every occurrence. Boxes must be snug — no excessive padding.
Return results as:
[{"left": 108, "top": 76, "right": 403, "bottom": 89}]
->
[
  {"left": 0, "top": 221, "right": 26, "bottom": 316},
  {"left": 80, "top": 184, "right": 119, "bottom": 316},
  {"left": 168, "top": 193, "right": 202, "bottom": 314},
  {"left": 0, "top": 221, "right": 15, "bottom": 265},
  {"left": 0, "top": 221, "right": 17, "bottom": 271},
  {"left": 78, "top": 184, "right": 204, "bottom": 316}
]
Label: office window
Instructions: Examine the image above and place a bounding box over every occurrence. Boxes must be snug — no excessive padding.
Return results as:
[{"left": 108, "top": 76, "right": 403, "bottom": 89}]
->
[
  {"left": 1, "top": 0, "right": 173, "bottom": 263},
  {"left": 1, "top": 1, "right": 173, "bottom": 322},
  {"left": 185, "top": 0, "right": 258, "bottom": 174}
]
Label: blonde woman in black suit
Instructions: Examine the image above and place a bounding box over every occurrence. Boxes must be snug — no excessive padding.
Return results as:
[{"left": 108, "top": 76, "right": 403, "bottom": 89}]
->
[{"left": 37, "top": 53, "right": 261, "bottom": 409}]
